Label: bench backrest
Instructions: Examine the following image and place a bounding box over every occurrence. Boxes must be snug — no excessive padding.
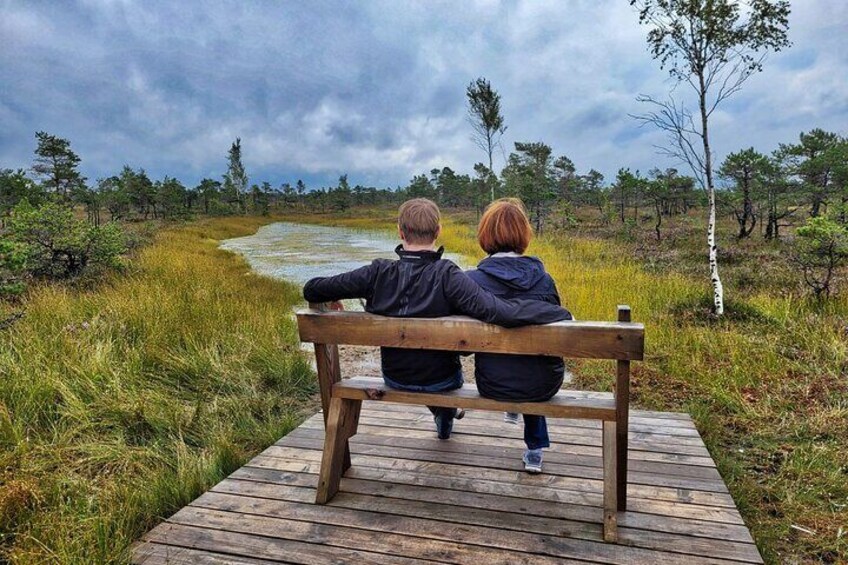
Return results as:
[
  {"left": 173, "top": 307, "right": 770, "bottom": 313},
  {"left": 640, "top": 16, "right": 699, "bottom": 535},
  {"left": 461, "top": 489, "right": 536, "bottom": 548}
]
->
[
  {"left": 297, "top": 304, "right": 642, "bottom": 426},
  {"left": 297, "top": 308, "right": 643, "bottom": 360}
]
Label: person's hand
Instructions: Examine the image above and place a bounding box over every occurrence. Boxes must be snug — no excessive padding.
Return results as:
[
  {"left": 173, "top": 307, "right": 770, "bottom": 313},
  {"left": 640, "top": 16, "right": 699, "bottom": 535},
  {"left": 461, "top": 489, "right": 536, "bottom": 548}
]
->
[{"left": 329, "top": 301, "right": 345, "bottom": 311}]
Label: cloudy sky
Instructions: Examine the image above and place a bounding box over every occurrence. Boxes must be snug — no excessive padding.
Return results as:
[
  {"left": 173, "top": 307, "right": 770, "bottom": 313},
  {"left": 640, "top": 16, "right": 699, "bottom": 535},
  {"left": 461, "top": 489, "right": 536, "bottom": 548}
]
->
[{"left": 2, "top": 0, "right": 847, "bottom": 189}]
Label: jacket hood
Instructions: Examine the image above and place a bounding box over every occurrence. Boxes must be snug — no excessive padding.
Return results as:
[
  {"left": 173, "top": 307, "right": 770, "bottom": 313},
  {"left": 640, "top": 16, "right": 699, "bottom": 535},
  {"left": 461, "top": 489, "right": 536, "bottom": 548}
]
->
[{"left": 477, "top": 255, "right": 547, "bottom": 290}]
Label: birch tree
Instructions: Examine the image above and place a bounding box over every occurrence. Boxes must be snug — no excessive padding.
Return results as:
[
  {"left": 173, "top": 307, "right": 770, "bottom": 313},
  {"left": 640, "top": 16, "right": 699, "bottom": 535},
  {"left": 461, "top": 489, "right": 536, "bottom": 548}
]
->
[{"left": 630, "top": 0, "right": 790, "bottom": 315}]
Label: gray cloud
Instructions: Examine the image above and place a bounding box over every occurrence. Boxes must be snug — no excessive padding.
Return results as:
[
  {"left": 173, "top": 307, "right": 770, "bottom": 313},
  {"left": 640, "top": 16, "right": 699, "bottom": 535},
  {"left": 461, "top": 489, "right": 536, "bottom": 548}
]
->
[{"left": 1, "top": 0, "right": 846, "bottom": 189}]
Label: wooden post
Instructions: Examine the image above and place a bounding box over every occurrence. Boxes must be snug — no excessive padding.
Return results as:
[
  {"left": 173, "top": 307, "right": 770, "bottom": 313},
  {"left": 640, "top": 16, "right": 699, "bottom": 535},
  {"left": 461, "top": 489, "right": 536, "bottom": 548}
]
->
[
  {"left": 315, "top": 396, "right": 361, "bottom": 504},
  {"left": 602, "top": 420, "right": 618, "bottom": 542},
  {"left": 310, "top": 302, "right": 351, "bottom": 472},
  {"left": 615, "top": 305, "right": 631, "bottom": 512}
]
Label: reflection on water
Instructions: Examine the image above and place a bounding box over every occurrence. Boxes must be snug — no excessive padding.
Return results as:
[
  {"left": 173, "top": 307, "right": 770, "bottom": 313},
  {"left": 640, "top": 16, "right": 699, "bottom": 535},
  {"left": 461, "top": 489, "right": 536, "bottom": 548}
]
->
[{"left": 220, "top": 222, "right": 470, "bottom": 309}]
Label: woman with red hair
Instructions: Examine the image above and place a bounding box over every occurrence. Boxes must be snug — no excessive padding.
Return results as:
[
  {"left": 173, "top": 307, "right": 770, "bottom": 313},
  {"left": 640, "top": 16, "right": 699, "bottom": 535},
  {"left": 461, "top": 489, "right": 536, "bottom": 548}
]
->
[{"left": 467, "top": 198, "right": 573, "bottom": 473}]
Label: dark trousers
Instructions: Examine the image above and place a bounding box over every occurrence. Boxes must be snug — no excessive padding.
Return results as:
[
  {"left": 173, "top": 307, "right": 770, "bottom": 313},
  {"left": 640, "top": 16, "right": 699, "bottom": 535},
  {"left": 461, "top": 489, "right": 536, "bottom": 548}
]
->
[
  {"left": 383, "top": 370, "right": 464, "bottom": 424},
  {"left": 523, "top": 414, "right": 550, "bottom": 450}
]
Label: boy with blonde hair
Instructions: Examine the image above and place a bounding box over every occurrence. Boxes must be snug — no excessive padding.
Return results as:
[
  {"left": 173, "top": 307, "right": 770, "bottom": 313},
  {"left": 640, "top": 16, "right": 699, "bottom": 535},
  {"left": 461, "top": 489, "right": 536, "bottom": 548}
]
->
[{"left": 304, "top": 198, "right": 570, "bottom": 439}]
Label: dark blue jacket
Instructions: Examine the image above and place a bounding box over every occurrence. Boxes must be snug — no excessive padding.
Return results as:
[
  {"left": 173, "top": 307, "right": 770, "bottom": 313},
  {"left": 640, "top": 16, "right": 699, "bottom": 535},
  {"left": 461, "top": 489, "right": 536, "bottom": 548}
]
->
[
  {"left": 467, "top": 254, "right": 571, "bottom": 401},
  {"left": 303, "top": 245, "right": 571, "bottom": 388}
]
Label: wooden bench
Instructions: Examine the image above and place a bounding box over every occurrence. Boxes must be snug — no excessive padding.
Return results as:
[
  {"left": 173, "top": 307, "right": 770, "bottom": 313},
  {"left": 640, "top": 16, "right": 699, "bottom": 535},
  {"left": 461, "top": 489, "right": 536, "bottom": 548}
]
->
[{"left": 296, "top": 305, "right": 644, "bottom": 543}]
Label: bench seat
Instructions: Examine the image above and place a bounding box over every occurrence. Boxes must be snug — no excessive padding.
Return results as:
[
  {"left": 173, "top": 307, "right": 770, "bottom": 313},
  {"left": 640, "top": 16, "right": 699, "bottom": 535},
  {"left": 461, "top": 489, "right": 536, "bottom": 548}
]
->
[
  {"left": 334, "top": 377, "right": 617, "bottom": 421},
  {"left": 298, "top": 305, "right": 642, "bottom": 544}
]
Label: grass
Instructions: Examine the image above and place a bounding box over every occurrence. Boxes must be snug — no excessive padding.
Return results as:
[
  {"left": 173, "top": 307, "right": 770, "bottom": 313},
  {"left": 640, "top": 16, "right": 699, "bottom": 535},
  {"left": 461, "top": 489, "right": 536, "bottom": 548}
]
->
[
  {"left": 2, "top": 207, "right": 844, "bottom": 563},
  {"left": 0, "top": 216, "right": 315, "bottom": 563},
  {"left": 282, "top": 206, "right": 847, "bottom": 564}
]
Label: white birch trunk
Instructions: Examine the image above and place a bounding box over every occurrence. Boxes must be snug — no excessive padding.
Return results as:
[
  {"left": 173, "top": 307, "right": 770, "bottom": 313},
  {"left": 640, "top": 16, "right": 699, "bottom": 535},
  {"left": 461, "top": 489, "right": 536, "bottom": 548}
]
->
[{"left": 707, "top": 186, "right": 724, "bottom": 315}]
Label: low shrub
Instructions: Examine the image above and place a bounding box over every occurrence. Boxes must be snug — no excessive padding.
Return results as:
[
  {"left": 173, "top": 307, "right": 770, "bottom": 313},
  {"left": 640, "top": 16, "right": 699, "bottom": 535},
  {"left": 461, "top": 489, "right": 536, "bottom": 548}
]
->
[
  {"left": 7, "top": 201, "right": 127, "bottom": 279},
  {"left": 0, "top": 239, "right": 27, "bottom": 298},
  {"left": 794, "top": 215, "right": 848, "bottom": 298}
]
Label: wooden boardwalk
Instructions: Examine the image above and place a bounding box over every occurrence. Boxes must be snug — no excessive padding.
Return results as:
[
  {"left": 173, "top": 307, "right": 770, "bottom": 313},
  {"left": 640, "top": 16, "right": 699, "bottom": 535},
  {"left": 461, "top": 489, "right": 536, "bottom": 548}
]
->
[{"left": 133, "top": 401, "right": 762, "bottom": 564}]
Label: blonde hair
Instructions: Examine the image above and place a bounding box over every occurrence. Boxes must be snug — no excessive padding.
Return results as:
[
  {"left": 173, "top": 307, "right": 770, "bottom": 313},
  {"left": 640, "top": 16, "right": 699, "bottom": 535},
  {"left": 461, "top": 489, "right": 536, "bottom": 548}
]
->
[
  {"left": 398, "top": 198, "right": 441, "bottom": 244},
  {"left": 477, "top": 198, "right": 532, "bottom": 255}
]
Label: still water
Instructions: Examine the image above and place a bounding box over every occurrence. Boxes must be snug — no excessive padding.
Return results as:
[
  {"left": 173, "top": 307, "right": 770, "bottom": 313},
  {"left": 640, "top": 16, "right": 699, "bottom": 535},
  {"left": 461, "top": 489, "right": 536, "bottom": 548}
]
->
[{"left": 220, "top": 222, "right": 470, "bottom": 305}]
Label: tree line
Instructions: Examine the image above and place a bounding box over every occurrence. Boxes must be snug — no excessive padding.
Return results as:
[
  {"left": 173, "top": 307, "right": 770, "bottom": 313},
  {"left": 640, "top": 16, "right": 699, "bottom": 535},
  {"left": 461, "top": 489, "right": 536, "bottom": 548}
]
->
[
  {"left": 0, "top": 133, "right": 411, "bottom": 229},
  {"left": 3, "top": 122, "right": 847, "bottom": 300}
]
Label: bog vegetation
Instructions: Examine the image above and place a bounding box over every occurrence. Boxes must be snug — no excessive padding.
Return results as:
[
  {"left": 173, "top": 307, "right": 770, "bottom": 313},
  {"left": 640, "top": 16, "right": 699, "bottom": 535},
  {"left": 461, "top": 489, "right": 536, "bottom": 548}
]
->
[
  {"left": 1, "top": 2, "right": 846, "bottom": 562},
  {"left": 1, "top": 112, "right": 848, "bottom": 565},
  {"left": 283, "top": 207, "right": 847, "bottom": 564},
  {"left": 0, "top": 216, "right": 314, "bottom": 563}
]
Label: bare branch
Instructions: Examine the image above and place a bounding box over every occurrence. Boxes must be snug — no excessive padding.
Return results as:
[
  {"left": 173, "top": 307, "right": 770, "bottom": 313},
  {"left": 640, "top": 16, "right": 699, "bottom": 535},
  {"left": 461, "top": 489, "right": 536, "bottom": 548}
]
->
[{"left": 631, "top": 94, "right": 707, "bottom": 189}]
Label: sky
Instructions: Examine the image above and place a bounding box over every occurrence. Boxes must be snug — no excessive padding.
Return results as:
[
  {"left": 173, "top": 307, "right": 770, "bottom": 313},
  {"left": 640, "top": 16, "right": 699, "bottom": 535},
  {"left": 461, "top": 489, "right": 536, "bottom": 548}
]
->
[{"left": 2, "top": 0, "right": 847, "bottom": 190}]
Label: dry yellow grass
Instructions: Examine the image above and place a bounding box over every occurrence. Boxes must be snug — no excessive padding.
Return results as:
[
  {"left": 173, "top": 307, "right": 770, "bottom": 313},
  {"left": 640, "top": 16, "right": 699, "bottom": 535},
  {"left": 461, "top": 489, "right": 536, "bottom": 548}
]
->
[
  {"left": 3, "top": 207, "right": 844, "bottom": 563},
  {"left": 0, "top": 216, "right": 314, "bottom": 563},
  {"left": 283, "top": 208, "right": 847, "bottom": 563}
]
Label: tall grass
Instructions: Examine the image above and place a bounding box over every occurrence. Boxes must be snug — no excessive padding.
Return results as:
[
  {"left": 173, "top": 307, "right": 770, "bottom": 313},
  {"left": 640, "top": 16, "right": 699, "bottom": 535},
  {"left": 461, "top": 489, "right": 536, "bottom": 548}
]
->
[
  {"left": 288, "top": 209, "right": 847, "bottom": 563},
  {"left": 0, "top": 216, "right": 314, "bottom": 563}
]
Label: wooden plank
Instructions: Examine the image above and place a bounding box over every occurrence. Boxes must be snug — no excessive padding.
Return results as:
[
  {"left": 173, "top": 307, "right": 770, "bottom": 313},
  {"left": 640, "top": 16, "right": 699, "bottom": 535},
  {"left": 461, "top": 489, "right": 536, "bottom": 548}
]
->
[
  {"left": 296, "top": 309, "right": 645, "bottom": 360},
  {"left": 167, "top": 507, "right": 582, "bottom": 565},
  {"left": 296, "top": 418, "right": 718, "bottom": 467},
  {"left": 133, "top": 402, "right": 763, "bottom": 565},
  {"left": 367, "top": 410, "right": 702, "bottom": 438},
  {"left": 227, "top": 468, "right": 755, "bottom": 542},
  {"left": 363, "top": 386, "right": 616, "bottom": 402},
  {"left": 315, "top": 397, "right": 360, "bottom": 503},
  {"left": 338, "top": 411, "right": 708, "bottom": 448},
  {"left": 359, "top": 391, "right": 693, "bottom": 422},
  {"left": 301, "top": 417, "right": 713, "bottom": 457},
  {"left": 313, "top": 344, "right": 340, "bottom": 426},
  {"left": 366, "top": 405, "right": 702, "bottom": 436},
  {"left": 349, "top": 414, "right": 709, "bottom": 451},
  {"left": 141, "top": 522, "right": 435, "bottom": 565},
  {"left": 285, "top": 427, "right": 724, "bottom": 480},
  {"left": 132, "top": 542, "right": 279, "bottom": 564},
  {"left": 186, "top": 494, "right": 750, "bottom": 565},
  {"left": 335, "top": 377, "right": 617, "bottom": 420},
  {"left": 247, "top": 449, "right": 739, "bottom": 511},
  {"left": 210, "top": 478, "right": 762, "bottom": 562},
  {"left": 276, "top": 435, "right": 730, "bottom": 493},
  {"left": 314, "top": 342, "right": 351, "bottom": 471},
  {"left": 616, "top": 305, "right": 631, "bottom": 512},
  {"left": 248, "top": 454, "right": 733, "bottom": 524},
  {"left": 603, "top": 420, "right": 618, "bottom": 542}
]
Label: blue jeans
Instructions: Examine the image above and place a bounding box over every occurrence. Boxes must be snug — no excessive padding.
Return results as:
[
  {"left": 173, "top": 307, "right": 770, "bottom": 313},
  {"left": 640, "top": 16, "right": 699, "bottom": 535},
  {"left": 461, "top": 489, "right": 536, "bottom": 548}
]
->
[
  {"left": 383, "top": 370, "right": 464, "bottom": 423},
  {"left": 523, "top": 415, "right": 550, "bottom": 450}
]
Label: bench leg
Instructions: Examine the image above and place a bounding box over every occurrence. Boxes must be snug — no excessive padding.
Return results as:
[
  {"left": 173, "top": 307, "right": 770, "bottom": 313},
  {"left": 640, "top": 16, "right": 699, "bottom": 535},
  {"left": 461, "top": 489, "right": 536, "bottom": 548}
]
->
[
  {"left": 316, "top": 397, "right": 361, "bottom": 504},
  {"left": 617, "top": 423, "right": 628, "bottom": 511},
  {"left": 602, "top": 420, "right": 618, "bottom": 543}
]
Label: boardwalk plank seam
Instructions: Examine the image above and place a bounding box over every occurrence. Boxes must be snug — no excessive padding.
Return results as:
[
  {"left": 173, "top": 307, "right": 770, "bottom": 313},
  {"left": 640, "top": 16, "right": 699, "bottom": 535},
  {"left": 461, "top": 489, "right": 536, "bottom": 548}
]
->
[{"left": 132, "top": 404, "right": 761, "bottom": 564}]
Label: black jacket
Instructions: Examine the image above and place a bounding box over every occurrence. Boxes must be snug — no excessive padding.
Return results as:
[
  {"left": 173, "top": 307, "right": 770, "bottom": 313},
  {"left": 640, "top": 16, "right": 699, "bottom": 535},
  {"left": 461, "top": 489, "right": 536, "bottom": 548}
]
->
[
  {"left": 303, "top": 245, "right": 571, "bottom": 387},
  {"left": 467, "top": 254, "right": 570, "bottom": 402}
]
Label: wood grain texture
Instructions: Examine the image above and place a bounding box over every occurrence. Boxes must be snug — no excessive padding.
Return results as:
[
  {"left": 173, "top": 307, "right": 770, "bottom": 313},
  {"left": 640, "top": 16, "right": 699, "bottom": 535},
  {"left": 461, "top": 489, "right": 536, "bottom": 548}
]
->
[
  {"left": 616, "top": 305, "right": 631, "bottom": 511},
  {"left": 315, "top": 397, "right": 361, "bottom": 503},
  {"left": 297, "top": 309, "right": 645, "bottom": 360},
  {"left": 334, "top": 377, "right": 617, "bottom": 420},
  {"left": 133, "top": 404, "right": 762, "bottom": 564},
  {"left": 603, "top": 420, "right": 618, "bottom": 542}
]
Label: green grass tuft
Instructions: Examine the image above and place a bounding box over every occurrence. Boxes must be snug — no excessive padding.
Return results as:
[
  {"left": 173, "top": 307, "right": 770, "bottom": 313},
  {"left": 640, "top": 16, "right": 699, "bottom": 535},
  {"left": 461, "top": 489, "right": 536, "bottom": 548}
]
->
[
  {"left": 0, "top": 216, "right": 315, "bottom": 563},
  {"left": 286, "top": 207, "right": 847, "bottom": 564}
]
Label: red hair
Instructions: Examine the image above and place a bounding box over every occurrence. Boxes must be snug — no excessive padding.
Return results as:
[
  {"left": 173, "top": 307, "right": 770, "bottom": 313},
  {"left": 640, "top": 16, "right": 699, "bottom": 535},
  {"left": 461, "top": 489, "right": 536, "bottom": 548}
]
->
[{"left": 477, "top": 198, "right": 532, "bottom": 255}]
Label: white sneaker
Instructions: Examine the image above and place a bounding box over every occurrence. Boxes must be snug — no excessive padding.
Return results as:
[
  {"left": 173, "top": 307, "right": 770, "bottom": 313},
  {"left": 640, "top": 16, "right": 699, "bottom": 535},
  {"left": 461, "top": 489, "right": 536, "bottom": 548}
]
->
[
  {"left": 503, "top": 412, "right": 520, "bottom": 425},
  {"left": 523, "top": 449, "right": 543, "bottom": 474}
]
